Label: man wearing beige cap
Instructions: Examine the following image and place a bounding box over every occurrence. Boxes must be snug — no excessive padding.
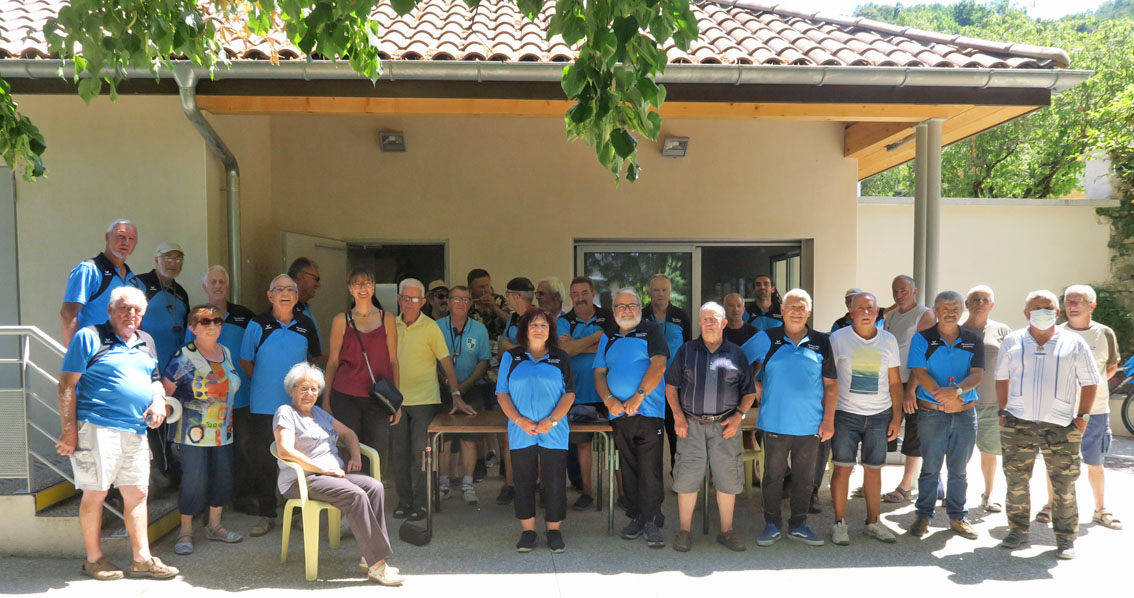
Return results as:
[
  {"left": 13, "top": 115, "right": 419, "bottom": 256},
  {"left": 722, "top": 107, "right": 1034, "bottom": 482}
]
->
[{"left": 425, "top": 280, "right": 450, "bottom": 320}]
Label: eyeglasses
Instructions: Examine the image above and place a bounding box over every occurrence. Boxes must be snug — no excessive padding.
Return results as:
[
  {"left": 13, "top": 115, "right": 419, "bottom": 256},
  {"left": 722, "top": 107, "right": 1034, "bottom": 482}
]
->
[
  {"left": 349, "top": 281, "right": 374, "bottom": 289},
  {"left": 529, "top": 322, "right": 550, "bottom": 330},
  {"left": 271, "top": 286, "right": 299, "bottom": 294},
  {"left": 196, "top": 317, "right": 224, "bottom": 327},
  {"left": 400, "top": 295, "right": 425, "bottom": 303},
  {"left": 450, "top": 297, "right": 471, "bottom": 304},
  {"left": 612, "top": 303, "right": 641, "bottom": 312},
  {"left": 160, "top": 255, "right": 184, "bottom": 263},
  {"left": 294, "top": 385, "right": 320, "bottom": 395},
  {"left": 302, "top": 271, "right": 321, "bottom": 283},
  {"left": 432, "top": 293, "right": 448, "bottom": 300}
]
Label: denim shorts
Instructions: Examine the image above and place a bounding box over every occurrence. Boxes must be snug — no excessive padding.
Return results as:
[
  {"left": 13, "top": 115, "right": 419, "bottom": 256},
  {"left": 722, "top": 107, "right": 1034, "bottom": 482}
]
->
[
  {"left": 832, "top": 408, "right": 892, "bottom": 468},
  {"left": 1081, "top": 413, "right": 1112, "bottom": 466}
]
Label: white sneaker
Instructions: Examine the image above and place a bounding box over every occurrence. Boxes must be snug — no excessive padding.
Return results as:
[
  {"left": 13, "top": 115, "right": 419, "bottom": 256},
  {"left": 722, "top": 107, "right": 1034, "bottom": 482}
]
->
[
  {"left": 462, "top": 486, "right": 478, "bottom": 506},
  {"left": 484, "top": 451, "right": 499, "bottom": 469},
  {"left": 864, "top": 520, "right": 898, "bottom": 543},
  {"left": 439, "top": 485, "right": 451, "bottom": 501},
  {"left": 831, "top": 520, "right": 850, "bottom": 546}
]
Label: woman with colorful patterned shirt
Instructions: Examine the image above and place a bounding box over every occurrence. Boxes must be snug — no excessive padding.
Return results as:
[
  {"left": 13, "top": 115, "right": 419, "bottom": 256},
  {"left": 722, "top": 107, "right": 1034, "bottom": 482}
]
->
[{"left": 162, "top": 304, "right": 244, "bottom": 555}]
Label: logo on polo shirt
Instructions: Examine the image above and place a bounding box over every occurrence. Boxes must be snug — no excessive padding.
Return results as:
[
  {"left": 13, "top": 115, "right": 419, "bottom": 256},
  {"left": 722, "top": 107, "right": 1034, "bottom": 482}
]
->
[
  {"left": 547, "top": 358, "right": 561, "bottom": 364},
  {"left": 961, "top": 342, "right": 976, "bottom": 349},
  {"left": 232, "top": 316, "right": 248, "bottom": 324},
  {"left": 263, "top": 322, "right": 277, "bottom": 331},
  {"left": 295, "top": 326, "right": 309, "bottom": 334},
  {"left": 806, "top": 343, "right": 821, "bottom": 351}
]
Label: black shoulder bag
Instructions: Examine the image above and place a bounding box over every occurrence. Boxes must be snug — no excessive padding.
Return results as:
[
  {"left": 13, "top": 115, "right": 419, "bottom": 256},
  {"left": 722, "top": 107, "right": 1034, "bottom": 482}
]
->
[{"left": 346, "top": 310, "right": 403, "bottom": 416}]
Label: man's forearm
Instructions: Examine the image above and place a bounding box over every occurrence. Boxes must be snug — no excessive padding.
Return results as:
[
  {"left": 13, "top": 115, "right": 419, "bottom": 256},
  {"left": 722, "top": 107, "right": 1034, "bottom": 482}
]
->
[
  {"left": 996, "top": 379, "right": 1009, "bottom": 410},
  {"left": 1077, "top": 384, "right": 1097, "bottom": 415},
  {"left": 639, "top": 357, "right": 668, "bottom": 394},
  {"left": 57, "top": 384, "right": 78, "bottom": 436}
]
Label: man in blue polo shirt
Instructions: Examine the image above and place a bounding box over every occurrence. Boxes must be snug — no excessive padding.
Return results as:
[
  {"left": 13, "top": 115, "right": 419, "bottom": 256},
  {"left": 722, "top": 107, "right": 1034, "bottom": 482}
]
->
[
  {"left": 56, "top": 286, "right": 179, "bottom": 580},
  {"left": 239, "top": 273, "right": 321, "bottom": 536},
  {"left": 642, "top": 273, "right": 691, "bottom": 472},
  {"left": 558, "top": 276, "right": 613, "bottom": 510},
  {"left": 743, "top": 288, "right": 836, "bottom": 548},
  {"left": 499, "top": 277, "right": 536, "bottom": 350},
  {"left": 907, "top": 290, "right": 984, "bottom": 540},
  {"left": 188, "top": 265, "right": 257, "bottom": 511},
  {"left": 595, "top": 288, "right": 669, "bottom": 549},
  {"left": 61, "top": 219, "right": 140, "bottom": 346},
  {"left": 744, "top": 274, "right": 784, "bottom": 331},
  {"left": 436, "top": 284, "right": 493, "bottom": 505},
  {"left": 136, "top": 243, "right": 190, "bottom": 369}
]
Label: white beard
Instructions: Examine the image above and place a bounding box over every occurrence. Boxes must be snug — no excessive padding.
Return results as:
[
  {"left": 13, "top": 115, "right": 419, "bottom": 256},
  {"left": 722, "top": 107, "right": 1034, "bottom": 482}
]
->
[{"left": 617, "top": 314, "right": 641, "bottom": 331}]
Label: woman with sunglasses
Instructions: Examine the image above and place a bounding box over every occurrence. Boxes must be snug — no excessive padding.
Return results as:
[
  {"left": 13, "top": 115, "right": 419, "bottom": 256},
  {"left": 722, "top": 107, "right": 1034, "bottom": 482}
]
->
[{"left": 162, "top": 304, "right": 245, "bottom": 555}]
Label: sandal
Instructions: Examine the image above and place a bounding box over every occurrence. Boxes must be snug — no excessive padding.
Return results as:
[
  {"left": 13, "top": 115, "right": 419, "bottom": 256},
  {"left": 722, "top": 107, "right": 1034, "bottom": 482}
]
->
[
  {"left": 173, "top": 533, "right": 194, "bottom": 555},
  {"left": 1035, "top": 504, "right": 1052, "bottom": 524},
  {"left": 128, "top": 556, "right": 179, "bottom": 579},
  {"left": 368, "top": 562, "right": 406, "bottom": 586},
  {"left": 205, "top": 525, "right": 244, "bottom": 543},
  {"left": 882, "top": 487, "right": 912, "bottom": 503},
  {"left": 360, "top": 556, "right": 401, "bottom": 574},
  {"left": 1094, "top": 509, "right": 1123, "bottom": 530},
  {"left": 81, "top": 556, "right": 124, "bottom": 580}
]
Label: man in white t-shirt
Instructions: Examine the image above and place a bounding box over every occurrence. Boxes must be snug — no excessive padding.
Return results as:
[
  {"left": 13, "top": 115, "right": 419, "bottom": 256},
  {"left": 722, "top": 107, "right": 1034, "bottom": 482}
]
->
[
  {"left": 1047, "top": 285, "right": 1121, "bottom": 530},
  {"left": 881, "top": 275, "right": 936, "bottom": 503},
  {"left": 827, "top": 293, "right": 903, "bottom": 545}
]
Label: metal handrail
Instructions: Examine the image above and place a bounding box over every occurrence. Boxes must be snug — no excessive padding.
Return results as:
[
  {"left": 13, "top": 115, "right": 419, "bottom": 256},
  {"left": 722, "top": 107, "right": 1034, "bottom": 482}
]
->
[{"left": 0, "top": 326, "right": 67, "bottom": 356}]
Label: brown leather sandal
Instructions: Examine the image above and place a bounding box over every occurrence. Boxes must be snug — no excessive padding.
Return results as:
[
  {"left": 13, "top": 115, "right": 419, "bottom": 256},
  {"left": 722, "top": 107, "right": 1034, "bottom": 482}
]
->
[
  {"left": 128, "top": 556, "right": 179, "bottom": 579},
  {"left": 81, "top": 556, "right": 124, "bottom": 581}
]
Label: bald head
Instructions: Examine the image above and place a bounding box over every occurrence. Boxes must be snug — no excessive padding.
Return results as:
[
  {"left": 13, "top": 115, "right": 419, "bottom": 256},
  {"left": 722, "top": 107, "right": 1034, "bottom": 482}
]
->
[
  {"left": 724, "top": 293, "right": 746, "bottom": 325},
  {"left": 891, "top": 275, "right": 918, "bottom": 309}
]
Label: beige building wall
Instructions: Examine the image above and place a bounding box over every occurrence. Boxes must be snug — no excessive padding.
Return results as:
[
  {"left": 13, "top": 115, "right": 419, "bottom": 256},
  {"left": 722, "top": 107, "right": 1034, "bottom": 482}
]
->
[
  {"left": 14, "top": 95, "right": 211, "bottom": 341},
  {"left": 265, "top": 114, "right": 859, "bottom": 326},
  {"left": 856, "top": 202, "right": 1113, "bottom": 329}
]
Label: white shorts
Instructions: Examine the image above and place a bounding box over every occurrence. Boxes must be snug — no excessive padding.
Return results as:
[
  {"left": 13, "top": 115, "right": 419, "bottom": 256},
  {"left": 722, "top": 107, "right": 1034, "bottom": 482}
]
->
[{"left": 69, "top": 421, "right": 150, "bottom": 491}]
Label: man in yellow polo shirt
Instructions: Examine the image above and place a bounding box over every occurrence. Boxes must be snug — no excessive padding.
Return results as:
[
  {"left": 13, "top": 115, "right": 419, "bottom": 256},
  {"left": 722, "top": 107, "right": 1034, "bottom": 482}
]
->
[{"left": 393, "top": 278, "right": 476, "bottom": 521}]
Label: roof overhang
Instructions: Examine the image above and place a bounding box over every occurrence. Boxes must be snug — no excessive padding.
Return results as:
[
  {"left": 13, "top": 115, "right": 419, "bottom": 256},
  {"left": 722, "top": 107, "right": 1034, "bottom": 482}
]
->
[{"left": 1, "top": 59, "right": 1092, "bottom": 180}]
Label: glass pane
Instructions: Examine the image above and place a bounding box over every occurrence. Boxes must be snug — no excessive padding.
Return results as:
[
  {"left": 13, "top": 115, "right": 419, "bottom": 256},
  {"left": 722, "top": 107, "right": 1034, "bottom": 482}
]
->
[
  {"left": 700, "top": 246, "right": 796, "bottom": 306},
  {"left": 774, "top": 260, "right": 788, "bottom": 294},
  {"left": 788, "top": 255, "right": 801, "bottom": 289},
  {"left": 582, "top": 251, "right": 692, "bottom": 310}
]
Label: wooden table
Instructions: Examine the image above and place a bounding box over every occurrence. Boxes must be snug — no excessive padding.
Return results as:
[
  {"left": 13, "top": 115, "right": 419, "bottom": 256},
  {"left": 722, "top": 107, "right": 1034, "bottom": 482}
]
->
[{"left": 428, "top": 410, "right": 618, "bottom": 534}]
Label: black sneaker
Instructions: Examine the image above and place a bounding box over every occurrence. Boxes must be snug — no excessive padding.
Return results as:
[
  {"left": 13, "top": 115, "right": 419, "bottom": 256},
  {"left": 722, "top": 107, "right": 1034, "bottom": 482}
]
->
[
  {"left": 573, "top": 494, "right": 595, "bottom": 511},
  {"left": 473, "top": 459, "right": 487, "bottom": 483},
  {"left": 496, "top": 485, "right": 515, "bottom": 505},
  {"left": 644, "top": 522, "right": 666, "bottom": 548},
  {"left": 516, "top": 530, "right": 538, "bottom": 553},
  {"left": 546, "top": 530, "right": 566, "bottom": 553},
  {"left": 621, "top": 517, "right": 646, "bottom": 540}
]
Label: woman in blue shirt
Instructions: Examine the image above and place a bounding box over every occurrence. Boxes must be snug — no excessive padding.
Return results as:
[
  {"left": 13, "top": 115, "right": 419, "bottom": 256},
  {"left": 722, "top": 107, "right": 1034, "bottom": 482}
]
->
[{"left": 496, "top": 309, "right": 575, "bottom": 553}]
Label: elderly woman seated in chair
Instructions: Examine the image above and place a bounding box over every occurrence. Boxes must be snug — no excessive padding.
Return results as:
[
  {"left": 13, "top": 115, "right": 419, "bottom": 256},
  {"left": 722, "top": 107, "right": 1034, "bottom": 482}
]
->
[{"left": 273, "top": 362, "right": 405, "bottom": 585}]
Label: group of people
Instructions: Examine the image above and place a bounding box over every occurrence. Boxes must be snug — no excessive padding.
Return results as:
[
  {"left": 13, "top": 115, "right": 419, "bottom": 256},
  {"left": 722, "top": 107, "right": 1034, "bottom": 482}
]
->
[{"left": 53, "top": 219, "right": 1122, "bottom": 584}]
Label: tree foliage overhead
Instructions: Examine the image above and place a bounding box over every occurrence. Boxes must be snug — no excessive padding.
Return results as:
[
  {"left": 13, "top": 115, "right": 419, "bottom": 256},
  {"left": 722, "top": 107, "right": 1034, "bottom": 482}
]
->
[
  {"left": 858, "top": 1, "right": 1134, "bottom": 199},
  {"left": 0, "top": 0, "right": 700, "bottom": 182}
]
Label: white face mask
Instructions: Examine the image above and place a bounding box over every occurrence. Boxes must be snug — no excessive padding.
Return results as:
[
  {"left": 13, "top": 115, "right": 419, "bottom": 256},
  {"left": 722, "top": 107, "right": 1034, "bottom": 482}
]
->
[{"left": 1029, "top": 308, "right": 1057, "bottom": 330}]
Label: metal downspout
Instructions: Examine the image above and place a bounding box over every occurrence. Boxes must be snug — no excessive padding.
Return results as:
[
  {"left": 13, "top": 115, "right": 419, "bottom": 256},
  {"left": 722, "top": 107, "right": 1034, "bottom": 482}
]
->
[{"left": 172, "top": 65, "right": 242, "bottom": 303}]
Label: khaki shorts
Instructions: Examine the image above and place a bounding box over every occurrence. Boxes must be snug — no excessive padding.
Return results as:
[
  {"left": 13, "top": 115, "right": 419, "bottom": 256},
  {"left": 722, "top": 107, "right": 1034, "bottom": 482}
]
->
[
  {"left": 975, "top": 405, "right": 1002, "bottom": 455},
  {"left": 672, "top": 418, "right": 744, "bottom": 495},
  {"left": 70, "top": 421, "right": 150, "bottom": 491}
]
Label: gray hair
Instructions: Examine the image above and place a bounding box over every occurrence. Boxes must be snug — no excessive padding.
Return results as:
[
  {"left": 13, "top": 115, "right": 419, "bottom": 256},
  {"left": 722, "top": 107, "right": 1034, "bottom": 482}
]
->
[
  {"left": 268, "top": 274, "right": 294, "bottom": 291},
  {"left": 699, "top": 301, "right": 726, "bottom": 320},
  {"left": 1024, "top": 289, "right": 1059, "bottom": 309},
  {"left": 782, "top": 288, "right": 812, "bottom": 311},
  {"left": 399, "top": 278, "right": 425, "bottom": 295},
  {"left": 934, "top": 290, "right": 964, "bottom": 308},
  {"left": 852, "top": 292, "right": 878, "bottom": 307},
  {"left": 106, "top": 219, "right": 136, "bottom": 234},
  {"left": 202, "top": 264, "right": 229, "bottom": 286},
  {"left": 538, "top": 276, "right": 567, "bottom": 302},
  {"left": 283, "top": 362, "right": 325, "bottom": 395},
  {"left": 612, "top": 287, "right": 640, "bottom": 305},
  {"left": 1064, "top": 284, "right": 1097, "bottom": 305},
  {"left": 894, "top": 274, "right": 916, "bottom": 287},
  {"left": 107, "top": 286, "right": 146, "bottom": 312},
  {"left": 966, "top": 284, "right": 995, "bottom": 303}
]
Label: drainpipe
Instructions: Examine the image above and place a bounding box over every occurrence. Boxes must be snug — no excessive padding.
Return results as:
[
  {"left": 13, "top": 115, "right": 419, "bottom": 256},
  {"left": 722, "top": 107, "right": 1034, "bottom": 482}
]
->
[{"left": 172, "top": 65, "right": 242, "bottom": 303}]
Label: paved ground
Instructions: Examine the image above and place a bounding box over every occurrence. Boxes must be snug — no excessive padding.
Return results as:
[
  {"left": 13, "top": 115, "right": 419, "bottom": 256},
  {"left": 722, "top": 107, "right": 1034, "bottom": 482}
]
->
[{"left": 4, "top": 436, "right": 1130, "bottom": 595}]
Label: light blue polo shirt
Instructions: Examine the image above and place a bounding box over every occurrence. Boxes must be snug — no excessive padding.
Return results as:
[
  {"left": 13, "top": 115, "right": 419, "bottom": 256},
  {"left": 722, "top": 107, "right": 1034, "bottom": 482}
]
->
[
  {"left": 642, "top": 303, "right": 691, "bottom": 369},
  {"left": 501, "top": 312, "right": 521, "bottom": 345},
  {"left": 62, "top": 253, "right": 138, "bottom": 329},
  {"left": 186, "top": 303, "right": 256, "bottom": 409},
  {"left": 61, "top": 324, "right": 160, "bottom": 434},
  {"left": 592, "top": 321, "right": 669, "bottom": 420},
  {"left": 744, "top": 304, "right": 784, "bottom": 331},
  {"left": 907, "top": 327, "right": 984, "bottom": 405},
  {"left": 496, "top": 347, "right": 575, "bottom": 450},
  {"left": 241, "top": 312, "right": 322, "bottom": 415},
  {"left": 135, "top": 270, "right": 189, "bottom": 370},
  {"left": 743, "top": 327, "right": 835, "bottom": 435},
  {"left": 436, "top": 316, "right": 492, "bottom": 382},
  {"left": 557, "top": 306, "right": 613, "bottom": 405}
]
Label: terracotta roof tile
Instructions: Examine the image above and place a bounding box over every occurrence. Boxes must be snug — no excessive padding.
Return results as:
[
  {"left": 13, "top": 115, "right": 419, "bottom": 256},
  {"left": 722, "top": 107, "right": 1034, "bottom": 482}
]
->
[{"left": 0, "top": 0, "right": 1070, "bottom": 69}]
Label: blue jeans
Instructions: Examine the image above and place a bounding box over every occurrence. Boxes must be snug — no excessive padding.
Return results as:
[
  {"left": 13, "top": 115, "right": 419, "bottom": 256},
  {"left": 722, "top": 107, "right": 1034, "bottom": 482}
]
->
[
  {"left": 178, "top": 443, "right": 235, "bottom": 516},
  {"left": 915, "top": 407, "right": 977, "bottom": 521}
]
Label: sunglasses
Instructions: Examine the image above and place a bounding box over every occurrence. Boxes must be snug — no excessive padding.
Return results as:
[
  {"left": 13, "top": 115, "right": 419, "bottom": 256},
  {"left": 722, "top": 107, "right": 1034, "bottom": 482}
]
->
[{"left": 196, "top": 317, "right": 224, "bottom": 327}]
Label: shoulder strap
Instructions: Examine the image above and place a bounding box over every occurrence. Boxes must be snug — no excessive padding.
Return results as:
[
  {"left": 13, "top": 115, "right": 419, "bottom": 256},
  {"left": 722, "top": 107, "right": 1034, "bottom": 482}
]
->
[
  {"left": 347, "top": 311, "right": 378, "bottom": 385},
  {"left": 762, "top": 328, "right": 789, "bottom": 366},
  {"left": 85, "top": 255, "right": 118, "bottom": 303},
  {"left": 505, "top": 349, "right": 528, "bottom": 384},
  {"left": 253, "top": 316, "right": 282, "bottom": 354},
  {"left": 85, "top": 323, "right": 119, "bottom": 369}
]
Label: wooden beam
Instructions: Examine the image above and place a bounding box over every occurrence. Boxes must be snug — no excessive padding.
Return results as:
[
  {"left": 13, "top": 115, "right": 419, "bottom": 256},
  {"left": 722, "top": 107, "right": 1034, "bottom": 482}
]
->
[
  {"left": 197, "top": 95, "right": 974, "bottom": 122},
  {"left": 844, "top": 121, "right": 919, "bottom": 158},
  {"left": 856, "top": 105, "right": 1039, "bottom": 180}
]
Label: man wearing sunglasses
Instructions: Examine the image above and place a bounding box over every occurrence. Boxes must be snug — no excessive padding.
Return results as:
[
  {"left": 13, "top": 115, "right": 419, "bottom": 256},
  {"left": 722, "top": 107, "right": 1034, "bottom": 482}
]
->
[
  {"left": 424, "top": 280, "right": 450, "bottom": 320},
  {"left": 287, "top": 257, "right": 323, "bottom": 355}
]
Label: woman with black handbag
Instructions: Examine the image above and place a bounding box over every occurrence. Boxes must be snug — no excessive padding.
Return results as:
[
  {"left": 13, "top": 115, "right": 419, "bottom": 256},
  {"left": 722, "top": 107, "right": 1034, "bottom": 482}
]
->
[{"left": 322, "top": 268, "right": 401, "bottom": 474}]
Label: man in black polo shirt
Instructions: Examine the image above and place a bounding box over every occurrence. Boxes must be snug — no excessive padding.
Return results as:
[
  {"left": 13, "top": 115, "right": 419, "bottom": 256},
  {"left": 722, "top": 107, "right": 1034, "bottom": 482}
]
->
[
  {"left": 642, "top": 273, "right": 691, "bottom": 471},
  {"left": 666, "top": 302, "right": 758, "bottom": 553},
  {"left": 723, "top": 293, "right": 758, "bottom": 346}
]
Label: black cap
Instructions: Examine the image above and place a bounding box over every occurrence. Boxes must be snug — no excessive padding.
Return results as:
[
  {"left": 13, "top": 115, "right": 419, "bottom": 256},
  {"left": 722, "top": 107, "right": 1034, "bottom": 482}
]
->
[{"left": 506, "top": 277, "right": 535, "bottom": 292}]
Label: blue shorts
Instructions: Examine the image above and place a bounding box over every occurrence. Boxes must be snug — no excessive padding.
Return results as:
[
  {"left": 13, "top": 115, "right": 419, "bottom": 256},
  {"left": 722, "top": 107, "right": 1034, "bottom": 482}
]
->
[
  {"left": 1081, "top": 413, "right": 1112, "bottom": 467},
  {"left": 832, "top": 408, "right": 892, "bottom": 469}
]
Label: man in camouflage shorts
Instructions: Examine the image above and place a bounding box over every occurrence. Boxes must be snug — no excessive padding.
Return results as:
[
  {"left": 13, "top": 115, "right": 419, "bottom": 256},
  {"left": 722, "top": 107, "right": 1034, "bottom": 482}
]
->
[{"left": 995, "top": 290, "right": 1101, "bottom": 560}]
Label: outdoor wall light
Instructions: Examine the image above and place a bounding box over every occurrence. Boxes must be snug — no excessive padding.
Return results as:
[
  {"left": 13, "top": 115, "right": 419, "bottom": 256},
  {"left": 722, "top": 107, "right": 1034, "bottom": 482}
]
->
[
  {"left": 661, "top": 136, "right": 689, "bottom": 158},
  {"left": 379, "top": 131, "right": 406, "bottom": 152}
]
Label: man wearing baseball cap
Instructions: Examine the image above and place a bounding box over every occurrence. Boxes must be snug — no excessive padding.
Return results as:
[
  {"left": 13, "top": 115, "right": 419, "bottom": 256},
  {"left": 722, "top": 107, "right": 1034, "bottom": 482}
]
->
[{"left": 425, "top": 280, "right": 450, "bottom": 320}]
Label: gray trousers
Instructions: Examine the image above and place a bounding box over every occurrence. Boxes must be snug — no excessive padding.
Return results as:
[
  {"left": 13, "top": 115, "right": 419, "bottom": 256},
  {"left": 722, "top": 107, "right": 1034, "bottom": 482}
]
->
[
  {"left": 391, "top": 404, "right": 437, "bottom": 509},
  {"left": 284, "top": 473, "right": 392, "bottom": 566}
]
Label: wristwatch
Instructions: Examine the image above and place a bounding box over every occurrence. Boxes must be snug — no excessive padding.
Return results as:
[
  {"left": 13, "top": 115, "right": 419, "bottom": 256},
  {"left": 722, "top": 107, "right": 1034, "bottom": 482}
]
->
[
  {"left": 635, "top": 388, "right": 646, "bottom": 397},
  {"left": 998, "top": 409, "right": 1011, "bottom": 417},
  {"left": 451, "top": 390, "right": 462, "bottom": 397},
  {"left": 953, "top": 383, "right": 963, "bottom": 393},
  {"left": 1076, "top": 413, "right": 1091, "bottom": 423},
  {"left": 550, "top": 417, "right": 559, "bottom": 428}
]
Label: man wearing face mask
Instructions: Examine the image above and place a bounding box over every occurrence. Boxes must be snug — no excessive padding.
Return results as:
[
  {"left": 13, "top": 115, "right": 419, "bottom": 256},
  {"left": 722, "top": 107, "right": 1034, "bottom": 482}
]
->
[{"left": 995, "top": 290, "right": 1101, "bottom": 559}]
